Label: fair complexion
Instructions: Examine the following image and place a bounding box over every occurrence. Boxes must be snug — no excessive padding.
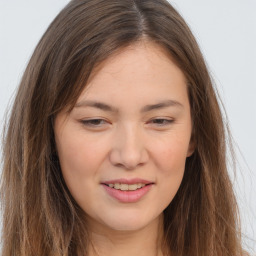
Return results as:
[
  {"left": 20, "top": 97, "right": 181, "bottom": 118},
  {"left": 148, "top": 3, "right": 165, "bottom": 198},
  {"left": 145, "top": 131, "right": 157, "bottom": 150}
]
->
[{"left": 54, "top": 41, "right": 194, "bottom": 256}]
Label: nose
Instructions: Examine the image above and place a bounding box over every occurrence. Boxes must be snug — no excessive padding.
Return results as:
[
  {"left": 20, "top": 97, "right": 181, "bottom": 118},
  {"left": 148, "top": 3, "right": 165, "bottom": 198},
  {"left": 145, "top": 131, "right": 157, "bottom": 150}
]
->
[{"left": 109, "top": 123, "right": 149, "bottom": 170}]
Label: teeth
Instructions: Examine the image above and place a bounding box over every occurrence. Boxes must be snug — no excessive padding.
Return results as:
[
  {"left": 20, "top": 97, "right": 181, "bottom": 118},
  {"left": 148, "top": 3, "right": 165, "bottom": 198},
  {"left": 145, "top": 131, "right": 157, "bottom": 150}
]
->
[
  {"left": 108, "top": 183, "right": 146, "bottom": 191},
  {"left": 114, "top": 183, "right": 120, "bottom": 189},
  {"left": 120, "top": 184, "right": 128, "bottom": 191},
  {"left": 128, "top": 184, "right": 138, "bottom": 191}
]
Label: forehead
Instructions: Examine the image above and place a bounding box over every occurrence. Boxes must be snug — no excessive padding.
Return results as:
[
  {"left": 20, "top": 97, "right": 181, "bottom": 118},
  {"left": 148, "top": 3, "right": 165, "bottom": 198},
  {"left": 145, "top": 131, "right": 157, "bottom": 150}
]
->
[{"left": 76, "top": 41, "right": 188, "bottom": 107}]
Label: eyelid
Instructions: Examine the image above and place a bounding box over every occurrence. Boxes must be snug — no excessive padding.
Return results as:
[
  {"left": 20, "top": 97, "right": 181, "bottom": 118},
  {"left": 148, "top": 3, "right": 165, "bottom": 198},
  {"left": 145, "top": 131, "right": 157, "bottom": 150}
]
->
[
  {"left": 80, "top": 118, "right": 110, "bottom": 128},
  {"left": 147, "top": 118, "right": 174, "bottom": 125},
  {"left": 79, "top": 117, "right": 174, "bottom": 129}
]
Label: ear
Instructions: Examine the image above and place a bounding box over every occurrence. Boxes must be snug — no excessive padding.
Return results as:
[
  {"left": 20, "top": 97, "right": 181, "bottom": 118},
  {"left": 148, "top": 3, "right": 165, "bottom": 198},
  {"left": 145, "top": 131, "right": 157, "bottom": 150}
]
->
[{"left": 186, "top": 134, "right": 196, "bottom": 157}]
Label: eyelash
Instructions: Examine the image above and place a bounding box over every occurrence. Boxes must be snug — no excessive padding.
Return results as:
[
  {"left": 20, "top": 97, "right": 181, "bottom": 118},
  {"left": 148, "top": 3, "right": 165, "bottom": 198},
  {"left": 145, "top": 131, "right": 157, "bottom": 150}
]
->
[
  {"left": 81, "top": 119, "right": 108, "bottom": 127},
  {"left": 149, "top": 118, "right": 174, "bottom": 126},
  {"left": 80, "top": 118, "right": 174, "bottom": 128}
]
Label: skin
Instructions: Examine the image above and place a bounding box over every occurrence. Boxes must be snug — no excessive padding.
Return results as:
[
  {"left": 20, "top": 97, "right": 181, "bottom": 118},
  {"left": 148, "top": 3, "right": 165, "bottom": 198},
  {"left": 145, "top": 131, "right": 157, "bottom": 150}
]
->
[{"left": 54, "top": 40, "right": 194, "bottom": 256}]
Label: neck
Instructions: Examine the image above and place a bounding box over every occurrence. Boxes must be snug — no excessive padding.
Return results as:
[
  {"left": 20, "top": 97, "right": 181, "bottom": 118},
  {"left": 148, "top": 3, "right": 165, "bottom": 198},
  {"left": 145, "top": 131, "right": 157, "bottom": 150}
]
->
[{"left": 87, "top": 214, "right": 166, "bottom": 256}]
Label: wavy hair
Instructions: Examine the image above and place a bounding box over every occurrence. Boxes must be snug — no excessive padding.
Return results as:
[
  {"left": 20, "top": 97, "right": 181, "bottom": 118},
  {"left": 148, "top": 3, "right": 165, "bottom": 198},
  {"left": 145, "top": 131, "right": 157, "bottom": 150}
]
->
[{"left": 1, "top": 0, "right": 245, "bottom": 255}]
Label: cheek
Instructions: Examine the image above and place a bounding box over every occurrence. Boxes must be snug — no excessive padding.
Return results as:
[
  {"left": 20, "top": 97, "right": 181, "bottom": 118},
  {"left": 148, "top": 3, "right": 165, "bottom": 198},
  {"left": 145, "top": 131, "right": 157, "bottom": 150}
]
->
[
  {"left": 152, "top": 137, "right": 189, "bottom": 201},
  {"left": 56, "top": 135, "right": 106, "bottom": 210},
  {"left": 154, "top": 137, "right": 189, "bottom": 173},
  {"left": 57, "top": 133, "right": 103, "bottom": 174},
  {"left": 159, "top": 145, "right": 186, "bottom": 185},
  {"left": 55, "top": 131, "right": 107, "bottom": 201}
]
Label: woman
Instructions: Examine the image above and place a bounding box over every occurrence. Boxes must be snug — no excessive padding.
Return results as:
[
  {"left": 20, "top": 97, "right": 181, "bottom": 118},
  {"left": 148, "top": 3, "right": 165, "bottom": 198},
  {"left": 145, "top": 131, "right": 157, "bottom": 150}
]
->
[{"left": 0, "top": 0, "right": 247, "bottom": 255}]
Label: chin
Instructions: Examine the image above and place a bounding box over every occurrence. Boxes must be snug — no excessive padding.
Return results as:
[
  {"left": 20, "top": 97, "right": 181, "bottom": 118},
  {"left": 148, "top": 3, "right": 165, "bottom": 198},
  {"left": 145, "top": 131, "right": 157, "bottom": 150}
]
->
[
  {"left": 98, "top": 211, "right": 161, "bottom": 232},
  {"left": 103, "top": 220, "right": 148, "bottom": 232}
]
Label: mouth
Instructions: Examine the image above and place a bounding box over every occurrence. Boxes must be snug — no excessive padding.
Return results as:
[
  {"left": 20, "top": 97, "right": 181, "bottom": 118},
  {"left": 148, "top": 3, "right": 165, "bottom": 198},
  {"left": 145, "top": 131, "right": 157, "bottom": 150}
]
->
[
  {"left": 101, "top": 178, "right": 154, "bottom": 194},
  {"left": 103, "top": 182, "right": 151, "bottom": 191},
  {"left": 101, "top": 180, "right": 154, "bottom": 203}
]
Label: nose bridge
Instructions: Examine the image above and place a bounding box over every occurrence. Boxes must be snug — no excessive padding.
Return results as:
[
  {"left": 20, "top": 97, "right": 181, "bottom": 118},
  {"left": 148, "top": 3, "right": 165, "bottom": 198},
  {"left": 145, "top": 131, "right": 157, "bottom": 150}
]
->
[{"left": 109, "top": 122, "right": 148, "bottom": 169}]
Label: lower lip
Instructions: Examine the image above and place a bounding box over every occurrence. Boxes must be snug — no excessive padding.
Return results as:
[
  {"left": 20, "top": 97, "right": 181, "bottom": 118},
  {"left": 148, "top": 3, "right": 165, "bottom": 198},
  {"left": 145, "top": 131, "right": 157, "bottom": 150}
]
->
[{"left": 102, "top": 184, "right": 153, "bottom": 203}]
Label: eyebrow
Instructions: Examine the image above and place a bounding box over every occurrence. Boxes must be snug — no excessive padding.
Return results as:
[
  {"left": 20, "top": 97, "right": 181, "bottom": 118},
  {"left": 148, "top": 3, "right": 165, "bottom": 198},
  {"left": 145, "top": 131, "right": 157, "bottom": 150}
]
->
[
  {"left": 75, "top": 101, "right": 118, "bottom": 112},
  {"left": 75, "top": 99, "right": 184, "bottom": 113},
  {"left": 141, "top": 99, "right": 183, "bottom": 112}
]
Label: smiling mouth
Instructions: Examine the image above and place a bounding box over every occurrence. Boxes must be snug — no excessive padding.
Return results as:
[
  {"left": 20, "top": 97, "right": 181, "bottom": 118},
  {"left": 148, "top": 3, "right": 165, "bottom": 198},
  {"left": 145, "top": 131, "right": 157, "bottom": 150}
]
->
[
  {"left": 102, "top": 181, "right": 154, "bottom": 202},
  {"left": 104, "top": 183, "right": 150, "bottom": 191}
]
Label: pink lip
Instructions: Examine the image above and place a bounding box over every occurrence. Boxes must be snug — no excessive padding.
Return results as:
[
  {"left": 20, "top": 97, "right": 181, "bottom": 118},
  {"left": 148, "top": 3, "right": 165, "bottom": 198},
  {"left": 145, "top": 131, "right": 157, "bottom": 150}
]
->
[{"left": 101, "top": 178, "right": 154, "bottom": 203}]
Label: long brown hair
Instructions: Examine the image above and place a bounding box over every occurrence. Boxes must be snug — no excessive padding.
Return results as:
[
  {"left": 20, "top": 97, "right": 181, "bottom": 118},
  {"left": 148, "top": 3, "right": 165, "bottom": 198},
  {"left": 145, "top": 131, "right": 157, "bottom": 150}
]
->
[{"left": 1, "top": 0, "right": 245, "bottom": 255}]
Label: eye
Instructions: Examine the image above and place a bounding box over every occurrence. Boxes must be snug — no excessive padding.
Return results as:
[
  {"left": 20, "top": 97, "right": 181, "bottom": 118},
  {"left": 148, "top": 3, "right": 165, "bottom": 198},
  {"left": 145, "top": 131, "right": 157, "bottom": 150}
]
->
[
  {"left": 148, "top": 118, "right": 174, "bottom": 126},
  {"left": 80, "top": 118, "right": 110, "bottom": 128}
]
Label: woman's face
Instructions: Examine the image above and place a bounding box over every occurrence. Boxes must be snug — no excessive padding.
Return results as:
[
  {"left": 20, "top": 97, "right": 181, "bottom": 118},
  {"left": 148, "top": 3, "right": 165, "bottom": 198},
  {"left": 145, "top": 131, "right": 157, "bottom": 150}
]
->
[{"left": 54, "top": 41, "right": 194, "bottom": 232}]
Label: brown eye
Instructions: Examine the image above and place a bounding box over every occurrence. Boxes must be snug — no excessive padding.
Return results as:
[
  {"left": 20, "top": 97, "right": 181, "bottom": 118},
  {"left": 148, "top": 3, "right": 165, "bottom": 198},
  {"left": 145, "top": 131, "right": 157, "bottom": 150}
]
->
[
  {"left": 150, "top": 118, "right": 174, "bottom": 126},
  {"left": 81, "top": 119, "right": 108, "bottom": 127}
]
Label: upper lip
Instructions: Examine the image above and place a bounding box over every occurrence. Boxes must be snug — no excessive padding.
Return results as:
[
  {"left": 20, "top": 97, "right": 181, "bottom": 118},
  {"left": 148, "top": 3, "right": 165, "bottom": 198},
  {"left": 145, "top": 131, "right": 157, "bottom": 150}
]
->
[{"left": 101, "top": 178, "right": 154, "bottom": 185}]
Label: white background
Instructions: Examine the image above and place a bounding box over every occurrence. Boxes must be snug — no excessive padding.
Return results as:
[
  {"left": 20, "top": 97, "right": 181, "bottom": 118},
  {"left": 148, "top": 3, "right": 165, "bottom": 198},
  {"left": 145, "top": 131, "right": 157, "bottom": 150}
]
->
[{"left": 0, "top": 0, "right": 255, "bottom": 253}]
